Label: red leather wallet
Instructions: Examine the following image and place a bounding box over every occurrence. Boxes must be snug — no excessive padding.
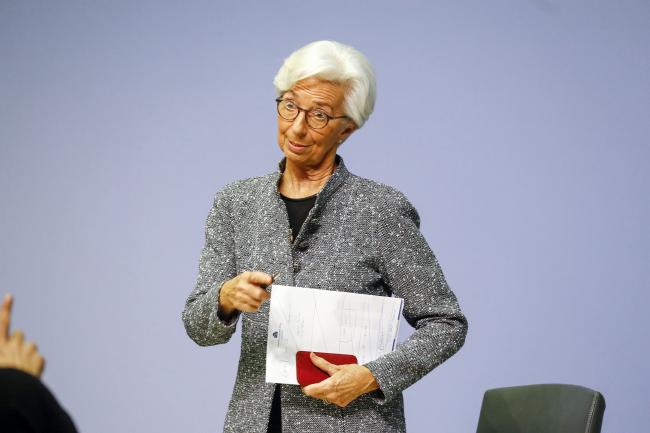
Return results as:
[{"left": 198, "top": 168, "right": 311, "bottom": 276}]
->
[{"left": 295, "top": 351, "right": 358, "bottom": 386}]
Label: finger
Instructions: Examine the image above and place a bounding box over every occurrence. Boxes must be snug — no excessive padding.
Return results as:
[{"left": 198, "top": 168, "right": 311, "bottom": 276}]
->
[
  {"left": 302, "top": 383, "right": 327, "bottom": 399},
  {"left": 242, "top": 284, "right": 271, "bottom": 302},
  {"left": 310, "top": 352, "right": 340, "bottom": 376},
  {"left": 305, "top": 374, "right": 356, "bottom": 408},
  {"left": 235, "top": 300, "right": 258, "bottom": 312},
  {"left": 235, "top": 289, "right": 268, "bottom": 308},
  {"left": 35, "top": 355, "right": 45, "bottom": 377},
  {"left": 243, "top": 271, "right": 273, "bottom": 287},
  {"left": 11, "top": 329, "right": 25, "bottom": 344},
  {"left": 235, "top": 298, "right": 264, "bottom": 313},
  {"left": 302, "top": 374, "right": 336, "bottom": 398},
  {"left": 24, "top": 341, "right": 38, "bottom": 354},
  {"left": 0, "top": 293, "right": 13, "bottom": 341}
]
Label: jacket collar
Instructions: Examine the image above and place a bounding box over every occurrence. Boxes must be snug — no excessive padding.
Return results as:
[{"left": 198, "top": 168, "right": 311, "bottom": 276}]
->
[{"left": 275, "top": 154, "right": 350, "bottom": 204}]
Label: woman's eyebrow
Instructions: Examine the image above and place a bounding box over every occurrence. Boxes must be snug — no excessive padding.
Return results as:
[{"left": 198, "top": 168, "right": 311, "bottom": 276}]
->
[
  {"left": 283, "top": 92, "right": 334, "bottom": 111},
  {"left": 282, "top": 90, "right": 332, "bottom": 108},
  {"left": 311, "top": 100, "right": 333, "bottom": 109}
]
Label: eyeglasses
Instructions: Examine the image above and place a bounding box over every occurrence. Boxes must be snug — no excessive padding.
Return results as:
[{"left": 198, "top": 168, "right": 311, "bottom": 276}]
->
[{"left": 275, "top": 98, "right": 349, "bottom": 129}]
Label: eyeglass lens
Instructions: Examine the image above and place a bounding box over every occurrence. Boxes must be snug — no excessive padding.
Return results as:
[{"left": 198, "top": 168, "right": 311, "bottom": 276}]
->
[{"left": 278, "top": 99, "right": 329, "bottom": 129}]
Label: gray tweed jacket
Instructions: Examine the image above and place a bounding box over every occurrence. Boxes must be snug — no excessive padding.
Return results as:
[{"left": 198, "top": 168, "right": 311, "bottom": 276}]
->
[{"left": 182, "top": 156, "right": 467, "bottom": 433}]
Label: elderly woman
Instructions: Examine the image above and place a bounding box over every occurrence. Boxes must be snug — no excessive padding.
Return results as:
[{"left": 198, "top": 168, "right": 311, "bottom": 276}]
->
[{"left": 182, "top": 40, "right": 467, "bottom": 433}]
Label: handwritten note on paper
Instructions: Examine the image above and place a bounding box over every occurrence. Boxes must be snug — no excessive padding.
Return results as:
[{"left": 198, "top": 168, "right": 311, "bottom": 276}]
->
[{"left": 265, "top": 285, "right": 404, "bottom": 385}]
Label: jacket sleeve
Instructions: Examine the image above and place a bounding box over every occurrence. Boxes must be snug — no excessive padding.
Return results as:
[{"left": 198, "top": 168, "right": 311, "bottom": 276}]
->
[
  {"left": 364, "top": 191, "right": 468, "bottom": 404},
  {"left": 182, "top": 186, "right": 240, "bottom": 346}
]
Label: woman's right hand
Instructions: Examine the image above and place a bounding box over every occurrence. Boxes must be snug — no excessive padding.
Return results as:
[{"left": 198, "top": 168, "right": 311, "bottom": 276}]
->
[{"left": 218, "top": 271, "right": 273, "bottom": 317}]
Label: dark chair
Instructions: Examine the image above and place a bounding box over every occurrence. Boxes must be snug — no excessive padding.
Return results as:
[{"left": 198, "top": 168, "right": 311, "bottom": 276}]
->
[{"left": 476, "top": 384, "right": 605, "bottom": 433}]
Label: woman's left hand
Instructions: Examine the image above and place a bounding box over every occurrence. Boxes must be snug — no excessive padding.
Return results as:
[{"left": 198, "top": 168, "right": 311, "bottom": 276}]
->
[{"left": 301, "top": 352, "right": 379, "bottom": 407}]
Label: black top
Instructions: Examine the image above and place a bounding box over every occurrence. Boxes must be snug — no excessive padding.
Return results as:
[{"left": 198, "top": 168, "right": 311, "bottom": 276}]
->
[
  {"left": 281, "top": 193, "right": 317, "bottom": 241},
  {"left": 268, "top": 193, "right": 317, "bottom": 433},
  {"left": 0, "top": 368, "right": 78, "bottom": 433}
]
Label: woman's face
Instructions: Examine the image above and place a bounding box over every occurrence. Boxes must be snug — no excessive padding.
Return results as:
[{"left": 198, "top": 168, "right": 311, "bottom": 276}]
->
[{"left": 277, "top": 76, "right": 356, "bottom": 170}]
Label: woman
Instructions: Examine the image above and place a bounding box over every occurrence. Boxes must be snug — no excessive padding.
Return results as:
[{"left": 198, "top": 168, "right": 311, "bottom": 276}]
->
[{"left": 182, "top": 40, "right": 467, "bottom": 433}]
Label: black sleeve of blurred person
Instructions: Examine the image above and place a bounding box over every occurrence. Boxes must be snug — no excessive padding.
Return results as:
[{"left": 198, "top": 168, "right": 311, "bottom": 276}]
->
[{"left": 0, "top": 368, "right": 77, "bottom": 433}]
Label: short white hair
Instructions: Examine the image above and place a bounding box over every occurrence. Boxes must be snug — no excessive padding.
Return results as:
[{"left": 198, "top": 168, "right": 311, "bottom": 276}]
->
[{"left": 273, "top": 40, "right": 376, "bottom": 128}]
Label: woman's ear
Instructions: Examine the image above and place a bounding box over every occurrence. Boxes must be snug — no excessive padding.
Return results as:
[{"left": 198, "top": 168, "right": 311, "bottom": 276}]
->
[{"left": 338, "top": 120, "right": 358, "bottom": 144}]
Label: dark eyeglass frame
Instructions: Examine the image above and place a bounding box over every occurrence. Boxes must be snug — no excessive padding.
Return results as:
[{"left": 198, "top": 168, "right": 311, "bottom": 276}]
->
[{"left": 275, "top": 97, "right": 350, "bottom": 129}]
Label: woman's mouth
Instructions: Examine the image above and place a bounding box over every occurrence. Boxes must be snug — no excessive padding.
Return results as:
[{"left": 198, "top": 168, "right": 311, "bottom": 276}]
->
[{"left": 287, "top": 139, "right": 310, "bottom": 153}]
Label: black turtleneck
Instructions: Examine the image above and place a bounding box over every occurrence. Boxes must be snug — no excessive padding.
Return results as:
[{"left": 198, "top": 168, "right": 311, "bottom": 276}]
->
[{"left": 280, "top": 193, "right": 317, "bottom": 241}]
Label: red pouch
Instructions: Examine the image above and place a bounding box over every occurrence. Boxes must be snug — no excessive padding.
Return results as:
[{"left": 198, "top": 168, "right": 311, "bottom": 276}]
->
[{"left": 296, "top": 351, "right": 358, "bottom": 387}]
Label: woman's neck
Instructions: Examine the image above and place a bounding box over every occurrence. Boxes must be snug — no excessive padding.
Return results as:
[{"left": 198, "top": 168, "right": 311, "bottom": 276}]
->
[{"left": 279, "top": 157, "right": 337, "bottom": 198}]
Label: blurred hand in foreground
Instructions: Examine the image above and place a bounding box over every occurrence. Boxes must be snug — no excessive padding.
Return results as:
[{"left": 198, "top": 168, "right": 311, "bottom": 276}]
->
[{"left": 0, "top": 294, "right": 45, "bottom": 377}]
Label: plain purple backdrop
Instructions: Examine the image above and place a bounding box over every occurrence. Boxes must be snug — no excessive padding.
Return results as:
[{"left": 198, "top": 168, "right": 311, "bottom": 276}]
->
[{"left": 1, "top": 1, "right": 648, "bottom": 432}]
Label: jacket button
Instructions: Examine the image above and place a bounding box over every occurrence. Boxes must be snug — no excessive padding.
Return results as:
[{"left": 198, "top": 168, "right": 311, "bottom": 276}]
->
[
  {"left": 297, "top": 240, "right": 309, "bottom": 251},
  {"left": 293, "top": 263, "right": 301, "bottom": 273}
]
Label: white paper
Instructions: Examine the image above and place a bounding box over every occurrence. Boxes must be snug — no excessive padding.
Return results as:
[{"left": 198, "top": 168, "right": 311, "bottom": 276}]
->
[{"left": 265, "top": 284, "right": 403, "bottom": 385}]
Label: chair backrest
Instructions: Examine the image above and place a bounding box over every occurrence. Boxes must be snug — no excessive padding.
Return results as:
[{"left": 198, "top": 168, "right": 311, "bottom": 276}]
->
[{"left": 476, "top": 383, "right": 605, "bottom": 433}]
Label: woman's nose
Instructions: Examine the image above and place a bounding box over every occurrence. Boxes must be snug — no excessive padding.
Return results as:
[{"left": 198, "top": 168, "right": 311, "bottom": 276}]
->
[{"left": 289, "top": 111, "right": 308, "bottom": 136}]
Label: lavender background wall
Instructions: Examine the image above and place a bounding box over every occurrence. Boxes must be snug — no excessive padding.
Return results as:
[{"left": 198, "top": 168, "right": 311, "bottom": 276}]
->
[{"left": 1, "top": 1, "right": 648, "bottom": 432}]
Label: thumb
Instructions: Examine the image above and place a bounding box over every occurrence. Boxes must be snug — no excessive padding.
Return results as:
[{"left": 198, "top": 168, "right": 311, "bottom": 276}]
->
[{"left": 310, "top": 352, "right": 339, "bottom": 376}]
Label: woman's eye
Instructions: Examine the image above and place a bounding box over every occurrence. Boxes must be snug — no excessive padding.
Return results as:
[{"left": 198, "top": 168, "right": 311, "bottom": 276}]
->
[
  {"left": 284, "top": 101, "right": 297, "bottom": 110},
  {"left": 312, "top": 111, "right": 328, "bottom": 120}
]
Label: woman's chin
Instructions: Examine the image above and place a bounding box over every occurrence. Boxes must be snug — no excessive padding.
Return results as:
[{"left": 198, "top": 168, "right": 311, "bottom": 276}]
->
[{"left": 283, "top": 147, "right": 310, "bottom": 162}]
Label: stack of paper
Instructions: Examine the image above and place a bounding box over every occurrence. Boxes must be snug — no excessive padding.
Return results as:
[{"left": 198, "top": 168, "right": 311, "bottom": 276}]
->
[{"left": 265, "top": 285, "right": 403, "bottom": 385}]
